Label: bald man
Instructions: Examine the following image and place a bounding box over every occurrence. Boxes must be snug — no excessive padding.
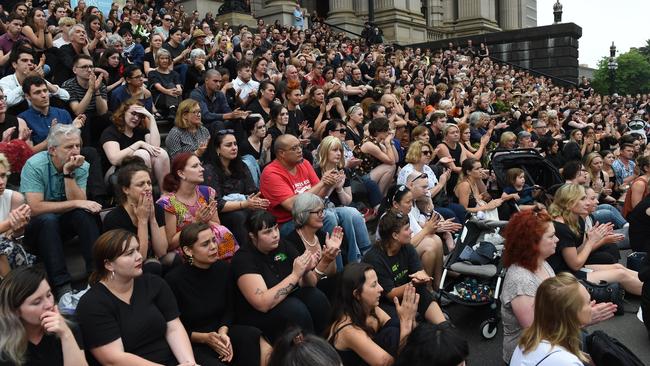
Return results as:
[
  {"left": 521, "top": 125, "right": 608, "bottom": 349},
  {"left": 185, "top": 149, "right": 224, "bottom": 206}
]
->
[{"left": 260, "top": 134, "right": 371, "bottom": 263}]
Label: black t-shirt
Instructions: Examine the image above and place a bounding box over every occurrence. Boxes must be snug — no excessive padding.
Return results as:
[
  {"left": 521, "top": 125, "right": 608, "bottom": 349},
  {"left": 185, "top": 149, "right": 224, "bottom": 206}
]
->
[
  {"left": 76, "top": 274, "right": 180, "bottom": 366},
  {"left": 231, "top": 240, "right": 300, "bottom": 317},
  {"left": 627, "top": 196, "right": 650, "bottom": 254},
  {"left": 0, "top": 114, "right": 19, "bottom": 140},
  {"left": 362, "top": 244, "right": 422, "bottom": 295},
  {"left": 0, "top": 324, "right": 84, "bottom": 366},
  {"left": 143, "top": 52, "right": 156, "bottom": 70},
  {"left": 99, "top": 124, "right": 148, "bottom": 169},
  {"left": 102, "top": 205, "right": 166, "bottom": 257},
  {"left": 314, "top": 166, "right": 351, "bottom": 207},
  {"left": 246, "top": 99, "right": 270, "bottom": 122},
  {"left": 345, "top": 124, "right": 363, "bottom": 147},
  {"left": 548, "top": 220, "right": 582, "bottom": 275},
  {"left": 162, "top": 42, "right": 185, "bottom": 64},
  {"left": 239, "top": 137, "right": 261, "bottom": 160},
  {"left": 165, "top": 262, "right": 235, "bottom": 333}
]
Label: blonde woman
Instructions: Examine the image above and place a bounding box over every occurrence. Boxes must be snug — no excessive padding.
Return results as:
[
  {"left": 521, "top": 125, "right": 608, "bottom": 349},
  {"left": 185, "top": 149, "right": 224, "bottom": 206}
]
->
[
  {"left": 316, "top": 136, "right": 372, "bottom": 262},
  {"left": 510, "top": 273, "right": 591, "bottom": 365},
  {"left": 548, "top": 184, "right": 643, "bottom": 295},
  {"left": 143, "top": 32, "right": 164, "bottom": 76},
  {"left": 165, "top": 99, "right": 210, "bottom": 160},
  {"left": 0, "top": 267, "right": 87, "bottom": 366}
]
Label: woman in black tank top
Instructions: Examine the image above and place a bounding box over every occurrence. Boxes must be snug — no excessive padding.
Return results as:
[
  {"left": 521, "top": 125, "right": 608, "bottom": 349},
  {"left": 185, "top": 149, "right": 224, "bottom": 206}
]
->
[
  {"left": 435, "top": 124, "right": 466, "bottom": 197},
  {"left": 326, "top": 263, "right": 414, "bottom": 366}
]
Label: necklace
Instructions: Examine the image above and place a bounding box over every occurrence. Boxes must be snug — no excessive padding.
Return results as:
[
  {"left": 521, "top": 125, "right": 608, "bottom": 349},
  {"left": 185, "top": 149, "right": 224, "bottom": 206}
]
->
[{"left": 297, "top": 228, "right": 318, "bottom": 248}]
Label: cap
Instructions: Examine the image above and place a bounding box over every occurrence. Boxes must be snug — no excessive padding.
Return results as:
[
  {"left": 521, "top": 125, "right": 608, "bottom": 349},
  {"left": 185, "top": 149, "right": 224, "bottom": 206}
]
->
[{"left": 192, "top": 29, "right": 207, "bottom": 38}]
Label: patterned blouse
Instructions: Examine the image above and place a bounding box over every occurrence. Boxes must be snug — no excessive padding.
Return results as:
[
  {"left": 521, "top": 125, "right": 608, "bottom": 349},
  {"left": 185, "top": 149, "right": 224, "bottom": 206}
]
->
[
  {"left": 354, "top": 136, "right": 384, "bottom": 176},
  {"left": 157, "top": 185, "right": 238, "bottom": 260}
]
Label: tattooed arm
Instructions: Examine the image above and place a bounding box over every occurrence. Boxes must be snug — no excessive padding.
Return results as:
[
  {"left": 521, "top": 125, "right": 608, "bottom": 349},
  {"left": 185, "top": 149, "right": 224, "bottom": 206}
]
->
[{"left": 237, "top": 273, "right": 300, "bottom": 313}]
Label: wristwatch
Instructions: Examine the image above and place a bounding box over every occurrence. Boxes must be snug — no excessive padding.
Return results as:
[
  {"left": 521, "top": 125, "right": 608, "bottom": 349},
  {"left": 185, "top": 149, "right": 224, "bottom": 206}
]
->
[{"left": 63, "top": 172, "right": 75, "bottom": 179}]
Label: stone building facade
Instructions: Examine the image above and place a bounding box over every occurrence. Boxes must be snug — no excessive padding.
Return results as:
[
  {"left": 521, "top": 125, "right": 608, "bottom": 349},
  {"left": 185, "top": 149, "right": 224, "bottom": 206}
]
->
[{"left": 252, "top": 0, "right": 537, "bottom": 44}]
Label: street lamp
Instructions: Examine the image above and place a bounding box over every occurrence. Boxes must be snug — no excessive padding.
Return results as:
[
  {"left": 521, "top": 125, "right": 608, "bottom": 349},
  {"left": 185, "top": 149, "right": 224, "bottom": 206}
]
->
[{"left": 608, "top": 42, "right": 618, "bottom": 95}]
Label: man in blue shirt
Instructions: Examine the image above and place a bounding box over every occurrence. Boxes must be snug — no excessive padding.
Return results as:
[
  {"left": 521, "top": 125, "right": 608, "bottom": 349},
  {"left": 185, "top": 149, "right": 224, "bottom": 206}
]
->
[
  {"left": 190, "top": 69, "right": 248, "bottom": 131},
  {"left": 19, "top": 76, "right": 84, "bottom": 152},
  {"left": 21, "top": 123, "right": 101, "bottom": 300},
  {"left": 19, "top": 76, "right": 109, "bottom": 206}
]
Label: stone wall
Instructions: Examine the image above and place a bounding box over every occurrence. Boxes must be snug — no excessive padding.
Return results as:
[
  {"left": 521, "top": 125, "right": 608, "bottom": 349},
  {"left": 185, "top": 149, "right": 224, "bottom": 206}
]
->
[{"left": 409, "top": 22, "right": 582, "bottom": 86}]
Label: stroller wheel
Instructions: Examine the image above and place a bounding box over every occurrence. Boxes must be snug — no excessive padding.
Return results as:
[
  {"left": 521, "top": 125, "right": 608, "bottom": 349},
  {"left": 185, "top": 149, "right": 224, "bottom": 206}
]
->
[{"left": 480, "top": 320, "right": 498, "bottom": 340}]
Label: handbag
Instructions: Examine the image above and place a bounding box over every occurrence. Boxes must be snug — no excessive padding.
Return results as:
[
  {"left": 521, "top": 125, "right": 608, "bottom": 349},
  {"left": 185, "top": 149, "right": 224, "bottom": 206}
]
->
[{"left": 579, "top": 279, "right": 625, "bottom": 316}]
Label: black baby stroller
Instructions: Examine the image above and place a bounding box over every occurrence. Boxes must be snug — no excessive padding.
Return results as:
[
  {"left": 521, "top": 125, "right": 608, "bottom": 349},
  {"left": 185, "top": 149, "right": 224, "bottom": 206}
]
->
[
  {"left": 490, "top": 148, "right": 563, "bottom": 217},
  {"left": 438, "top": 217, "right": 508, "bottom": 340},
  {"left": 490, "top": 148, "right": 562, "bottom": 189}
]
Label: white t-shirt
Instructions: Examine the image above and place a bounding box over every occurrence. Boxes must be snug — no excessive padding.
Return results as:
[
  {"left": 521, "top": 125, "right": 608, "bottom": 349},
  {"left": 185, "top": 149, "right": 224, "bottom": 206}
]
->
[
  {"left": 510, "top": 341, "right": 584, "bottom": 366},
  {"left": 397, "top": 163, "right": 439, "bottom": 193}
]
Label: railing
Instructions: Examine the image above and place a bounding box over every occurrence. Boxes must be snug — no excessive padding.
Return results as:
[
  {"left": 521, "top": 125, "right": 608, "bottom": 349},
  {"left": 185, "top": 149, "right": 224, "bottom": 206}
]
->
[
  {"left": 488, "top": 55, "right": 577, "bottom": 88},
  {"left": 426, "top": 27, "right": 446, "bottom": 41},
  {"left": 322, "top": 21, "right": 366, "bottom": 40}
]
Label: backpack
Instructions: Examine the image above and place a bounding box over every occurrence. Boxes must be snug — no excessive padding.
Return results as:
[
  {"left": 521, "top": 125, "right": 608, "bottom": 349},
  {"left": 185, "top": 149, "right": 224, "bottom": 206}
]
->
[{"left": 586, "top": 330, "right": 645, "bottom": 366}]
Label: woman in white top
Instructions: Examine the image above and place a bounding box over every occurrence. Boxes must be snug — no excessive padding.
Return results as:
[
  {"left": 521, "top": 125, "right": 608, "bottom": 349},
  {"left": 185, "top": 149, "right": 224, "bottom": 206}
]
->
[{"left": 510, "top": 272, "right": 592, "bottom": 366}]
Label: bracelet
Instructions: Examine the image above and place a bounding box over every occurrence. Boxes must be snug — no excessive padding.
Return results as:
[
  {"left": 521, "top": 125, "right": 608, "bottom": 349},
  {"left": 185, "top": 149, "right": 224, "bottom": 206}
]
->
[
  {"left": 314, "top": 268, "right": 327, "bottom": 277},
  {"left": 128, "top": 146, "right": 135, "bottom": 151}
]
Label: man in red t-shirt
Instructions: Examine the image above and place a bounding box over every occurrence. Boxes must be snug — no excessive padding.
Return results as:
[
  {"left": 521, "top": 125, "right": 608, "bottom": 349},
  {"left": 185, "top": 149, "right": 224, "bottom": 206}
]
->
[{"left": 260, "top": 134, "right": 338, "bottom": 226}]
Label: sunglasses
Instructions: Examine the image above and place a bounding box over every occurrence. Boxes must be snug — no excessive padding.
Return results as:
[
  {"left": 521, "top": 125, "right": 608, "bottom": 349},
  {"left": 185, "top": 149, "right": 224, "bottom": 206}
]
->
[
  {"left": 421, "top": 150, "right": 432, "bottom": 156},
  {"left": 336, "top": 128, "right": 346, "bottom": 134},
  {"left": 216, "top": 129, "right": 235, "bottom": 135}
]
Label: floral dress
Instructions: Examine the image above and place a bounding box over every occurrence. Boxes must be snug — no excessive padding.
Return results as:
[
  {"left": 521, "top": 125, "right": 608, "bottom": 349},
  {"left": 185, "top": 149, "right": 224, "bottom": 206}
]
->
[{"left": 157, "top": 185, "right": 238, "bottom": 261}]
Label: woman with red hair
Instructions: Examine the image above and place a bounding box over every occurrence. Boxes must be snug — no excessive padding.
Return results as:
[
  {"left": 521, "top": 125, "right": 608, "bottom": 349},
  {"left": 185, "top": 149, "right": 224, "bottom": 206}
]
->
[
  {"left": 500, "top": 209, "right": 617, "bottom": 364},
  {"left": 156, "top": 153, "right": 238, "bottom": 261}
]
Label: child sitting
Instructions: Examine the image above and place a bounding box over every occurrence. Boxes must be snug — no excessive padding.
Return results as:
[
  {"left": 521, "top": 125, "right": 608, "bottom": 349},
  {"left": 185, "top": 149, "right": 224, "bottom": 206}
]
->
[{"left": 501, "top": 168, "right": 543, "bottom": 210}]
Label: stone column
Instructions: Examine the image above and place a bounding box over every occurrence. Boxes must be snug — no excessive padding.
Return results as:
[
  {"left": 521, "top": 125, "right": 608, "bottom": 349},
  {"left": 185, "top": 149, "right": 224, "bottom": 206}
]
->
[
  {"left": 354, "top": 0, "right": 369, "bottom": 19},
  {"left": 327, "top": 0, "right": 362, "bottom": 35},
  {"left": 255, "top": 0, "right": 297, "bottom": 28},
  {"left": 428, "top": 0, "right": 445, "bottom": 27},
  {"left": 499, "top": 0, "right": 520, "bottom": 30}
]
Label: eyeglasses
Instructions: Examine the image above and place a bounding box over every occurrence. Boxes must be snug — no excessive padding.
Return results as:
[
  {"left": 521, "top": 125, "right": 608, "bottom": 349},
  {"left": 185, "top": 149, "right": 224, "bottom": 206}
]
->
[
  {"left": 189, "top": 110, "right": 201, "bottom": 115},
  {"left": 283, "top": 144, "right": 302, "bottom": 152},
  {"left": 421, "top": 150, "right": 432, "bottom": 156},
  {"left": 309, "top": 208, "right": 325, "bottom": 217},
  {"left": 128, "top": 74, "right": 144, "bottom": 79},
  {"left": 76, "top": 65, "right": 93, "bottom": 69},
  {"left": 216, "top": 129, "right": 235, "bottom": 135}
]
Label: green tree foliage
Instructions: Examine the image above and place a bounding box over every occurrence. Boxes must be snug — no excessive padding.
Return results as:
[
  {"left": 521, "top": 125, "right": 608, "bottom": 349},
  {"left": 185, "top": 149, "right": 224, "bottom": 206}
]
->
[{"left": 592, "top": 49, "right": 650, "bottom": 95}]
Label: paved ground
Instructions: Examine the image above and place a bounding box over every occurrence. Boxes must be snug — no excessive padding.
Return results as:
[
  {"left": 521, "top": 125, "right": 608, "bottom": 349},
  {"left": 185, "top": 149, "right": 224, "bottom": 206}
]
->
[{"left": 447, "top": 296, "right": 649, "bottom": 365}]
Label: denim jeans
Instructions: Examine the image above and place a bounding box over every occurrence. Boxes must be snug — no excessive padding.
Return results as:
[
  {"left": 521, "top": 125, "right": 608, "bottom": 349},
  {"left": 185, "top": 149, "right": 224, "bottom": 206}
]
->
[
  {"left": 25, "top": 209, "right": 100, "bottom": 287},
  {"left": 280, "top": 207, "right": 371, "bottom": 269},
  {"left": 241, "top": 154, "right": 261, "bottom": 188},
  {"left": 592, "top": 204, "right": 627, "bottom": 229},
  {"left": 435, "top": 202, "right": 467, "bottom": 224},
  {"left": 361, "top": 174, "right": 383, "bottom": 207},
  {"left": 174, "top": 63, "right": 189, "bottom": 85},
  {"left": 327, "top": 206, "right": 372, "bottom": 265}
]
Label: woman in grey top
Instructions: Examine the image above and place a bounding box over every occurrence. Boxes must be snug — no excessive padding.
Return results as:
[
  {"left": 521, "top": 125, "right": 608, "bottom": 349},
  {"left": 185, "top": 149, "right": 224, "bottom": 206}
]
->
[
  {"left": 500, "top": 209, "right": 616, "bottom": 364},
  {"left": 166, "top": 99, "right": 211, "bottom": 160}
]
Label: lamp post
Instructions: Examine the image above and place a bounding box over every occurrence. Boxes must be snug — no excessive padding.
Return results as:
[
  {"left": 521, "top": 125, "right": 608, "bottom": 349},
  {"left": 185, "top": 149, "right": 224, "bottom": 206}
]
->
[{"left": 608, "top": 42, "right": 618, "bottom": 95}]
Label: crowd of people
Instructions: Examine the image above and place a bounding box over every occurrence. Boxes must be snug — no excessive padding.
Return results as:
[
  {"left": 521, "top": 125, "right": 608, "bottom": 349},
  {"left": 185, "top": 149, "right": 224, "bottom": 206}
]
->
[{"left": 0, "top": 0, "right": 648, "bottom": 365}]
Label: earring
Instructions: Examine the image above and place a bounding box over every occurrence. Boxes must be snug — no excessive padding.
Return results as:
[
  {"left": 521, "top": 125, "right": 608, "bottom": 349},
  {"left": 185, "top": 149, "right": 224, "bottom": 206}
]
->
[
  {"left": 110, "top": 271, "right": 115, "bottom": 280},
  {"left": 187, "top": 255, "right": 194, "bottom": 266}
]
